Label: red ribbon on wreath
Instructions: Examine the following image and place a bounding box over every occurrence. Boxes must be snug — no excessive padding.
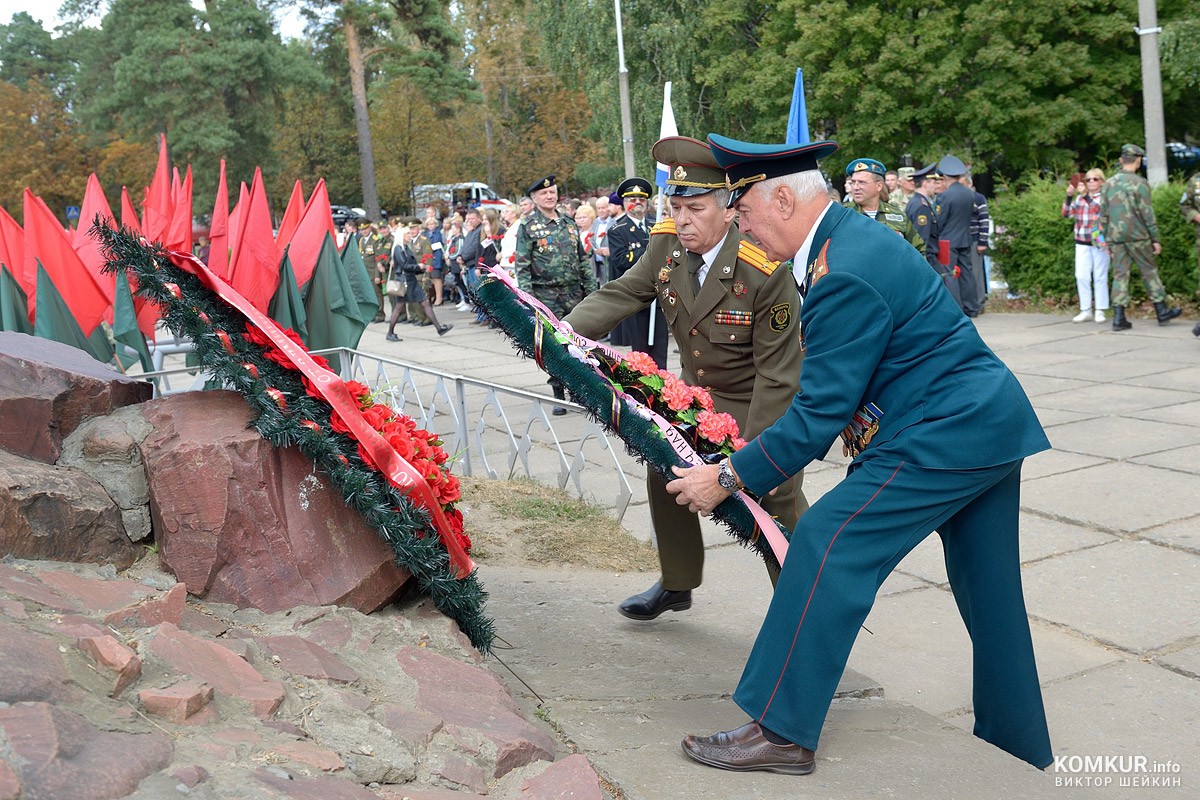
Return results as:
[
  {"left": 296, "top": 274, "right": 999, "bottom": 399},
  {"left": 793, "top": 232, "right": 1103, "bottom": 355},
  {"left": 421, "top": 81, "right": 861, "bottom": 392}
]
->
[{"left": 165, "top": 247, "right": 475, "bottom": 579}]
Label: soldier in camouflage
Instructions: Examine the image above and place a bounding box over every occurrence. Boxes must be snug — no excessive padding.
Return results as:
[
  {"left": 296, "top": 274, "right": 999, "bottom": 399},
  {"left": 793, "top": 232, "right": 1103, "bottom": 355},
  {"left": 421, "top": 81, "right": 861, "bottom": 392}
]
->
[
  {"left": 1098, "top": 144, "right": 1181, "bottom": 330},
  {"left": 843, "top": 158, "right": 924, "bottom": 252},
  {"left": 1181, "top": 172, "right": 1200, "bottom": 295},
  {"left": 515, "top": 174, "right": 598, "bottom": 413}
]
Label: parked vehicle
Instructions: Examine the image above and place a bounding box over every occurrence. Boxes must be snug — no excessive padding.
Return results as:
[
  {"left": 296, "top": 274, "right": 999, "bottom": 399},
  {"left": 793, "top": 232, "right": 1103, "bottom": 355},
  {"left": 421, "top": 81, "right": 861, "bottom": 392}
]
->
[
  {"left": 1166, "top": 142, "right": 1200, "bottom": 176},
  {"left": 412, "top": 182, "right": 507, "bottom": 214},
  {"left": 331, "top": 205, "right": 367, "bottom": 227}
]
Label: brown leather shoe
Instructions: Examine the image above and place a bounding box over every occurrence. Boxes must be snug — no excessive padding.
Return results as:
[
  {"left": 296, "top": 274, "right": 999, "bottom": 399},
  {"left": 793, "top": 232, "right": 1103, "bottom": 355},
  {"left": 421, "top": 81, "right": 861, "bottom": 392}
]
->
[{"left": 682, "top": 722, "right": 815, "bottom": 775}]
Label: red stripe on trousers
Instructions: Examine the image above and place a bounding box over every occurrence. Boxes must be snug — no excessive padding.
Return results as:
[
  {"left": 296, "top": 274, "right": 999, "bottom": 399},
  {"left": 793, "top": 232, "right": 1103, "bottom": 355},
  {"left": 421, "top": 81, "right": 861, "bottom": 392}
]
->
[{"left": 758, "top": 461, "right": 906, "bottom": 721}]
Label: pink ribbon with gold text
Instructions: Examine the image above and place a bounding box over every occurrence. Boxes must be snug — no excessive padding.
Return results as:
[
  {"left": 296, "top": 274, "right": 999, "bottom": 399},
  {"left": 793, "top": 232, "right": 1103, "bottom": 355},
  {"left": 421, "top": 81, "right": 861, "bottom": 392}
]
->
[
  {"left": 483, "top": 266, "right": 789, "bottom": 566},
  {"left": 167, "top": 247, "right": 475, "bottom": 578}
]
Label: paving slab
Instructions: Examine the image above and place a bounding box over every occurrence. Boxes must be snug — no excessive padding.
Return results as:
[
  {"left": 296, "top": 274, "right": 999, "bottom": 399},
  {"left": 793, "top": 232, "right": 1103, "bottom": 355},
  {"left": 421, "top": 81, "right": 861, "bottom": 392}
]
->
[
  {"left": 1022, "top": 462, "right": 1200, "bottom": 532},
  {"left": 1021, "top": 448, "right": 1108, "bottom": 480},
  {"left": 1021, "top": 540, "right": 1200, "bottom": 654},
  {"left": 1031, "top": 407, "right": 1103, "bottom": 428},
  {"left": 1034, "top": 383, "right": 1199, "bottom": 414},
  {"left": 1129, "top": 442, "right": 1200, "bottom": 475},
  {"left": 1037, "top": 659, "right": 1198, "bottom": 792},
  {"left": 1041, "top": 416, "right": 1200, "bottom": 460},
  {"left": 846, "top": 586, "right": 1121, "bottom": 717},
  {"left": 1024, "top": 356, "right": 1185, "bottom": 383},
  {"left": 1016, "top": 373, "right": 1100, "bottom": 398},
  {"left": 1140, "top": 517, "right": 1200, "bottom": 554},
  {"left": 1131, "top": 398, "right": 1200, "bottom": 427},
  {"left": 1127, "top": 366, "right": 1200, "bottom": 392}
]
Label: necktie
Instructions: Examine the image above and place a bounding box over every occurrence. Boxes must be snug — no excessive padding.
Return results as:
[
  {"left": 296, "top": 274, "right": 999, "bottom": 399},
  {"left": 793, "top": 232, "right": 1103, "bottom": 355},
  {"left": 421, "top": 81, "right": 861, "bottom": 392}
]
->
[{"left": 687, "top": 251, "right": 704, "bottom": 295}]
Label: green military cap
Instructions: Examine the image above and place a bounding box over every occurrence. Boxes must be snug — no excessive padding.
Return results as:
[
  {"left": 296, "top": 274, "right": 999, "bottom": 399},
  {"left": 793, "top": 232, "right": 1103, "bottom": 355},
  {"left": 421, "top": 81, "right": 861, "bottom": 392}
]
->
[
  {"left": 528, "top": 175, "right": 556, "bottom": 195},
  {"left": 706, "top": 133, "right": 839, "bottom": 207},
  {"left": 846, "top": 158, "right": 887, "bottom": 177},
  {"left": 356, "top": 218, "right": 372, "bottom": 229},
  {"left": 651, "top": 136, "right": 727, "bottom": 197},
  {"left": 1121, "top": 143, "right": 1146, "bottom": 157},
  {"left": 897, "top": 166, "right": 915, "bottom": 180}
]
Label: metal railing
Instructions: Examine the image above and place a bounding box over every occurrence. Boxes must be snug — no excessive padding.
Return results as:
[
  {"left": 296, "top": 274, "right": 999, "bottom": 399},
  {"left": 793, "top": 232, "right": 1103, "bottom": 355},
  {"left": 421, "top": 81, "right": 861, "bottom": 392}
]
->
[{"left": 133, "top": 347, "right": 635, "bottom": 520}]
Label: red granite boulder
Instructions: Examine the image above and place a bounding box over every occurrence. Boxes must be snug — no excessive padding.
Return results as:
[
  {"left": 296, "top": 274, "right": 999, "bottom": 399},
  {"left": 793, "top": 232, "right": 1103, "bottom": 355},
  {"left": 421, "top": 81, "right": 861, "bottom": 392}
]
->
[
  {"left": 138, "top": 390, "right": 411, "bottom": 613},
  {"left": 0, "top": 331, "right": 151, "bottom": 464},
  {"left": 0, "top": 450, "right": 140, "bottom": 569}
]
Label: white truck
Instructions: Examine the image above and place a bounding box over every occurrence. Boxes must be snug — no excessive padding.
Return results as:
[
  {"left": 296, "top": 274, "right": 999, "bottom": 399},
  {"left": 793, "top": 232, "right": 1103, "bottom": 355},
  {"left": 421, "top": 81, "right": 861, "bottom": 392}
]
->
[{"left": 412, "top": 182, "right": 507, "bottom": 214}]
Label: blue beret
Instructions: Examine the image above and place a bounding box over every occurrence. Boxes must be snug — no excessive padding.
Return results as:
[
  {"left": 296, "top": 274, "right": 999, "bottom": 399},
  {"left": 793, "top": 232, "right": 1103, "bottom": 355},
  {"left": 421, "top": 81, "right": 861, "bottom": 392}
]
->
[
  {"left": 706, "top": 133, "right": 839, "bottom": 207},
  {"left": 845, "top": 158, "right": 886, "bottom": 177}
]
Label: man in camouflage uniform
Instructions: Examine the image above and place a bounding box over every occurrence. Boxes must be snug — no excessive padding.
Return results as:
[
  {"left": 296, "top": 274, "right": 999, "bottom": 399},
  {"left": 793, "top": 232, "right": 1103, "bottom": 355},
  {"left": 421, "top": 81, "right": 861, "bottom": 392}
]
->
[
  {"left": 565, "top": 136, "right": 807, "bottom": 620},
  {"left": 515, "top": 174, "right": 598, "bottom": 413},
  {"left": 1098, "top": 144, "right": 1181, "bottom": 330},
  {"left": 893, "top": 166, "right": 915, "bottom": 208},
  {"left": 843, "top": 158, "right": 924, "bottom": 251},
  {"left": 1181, "top": 171, "right": 1200, "bottom": 294}
]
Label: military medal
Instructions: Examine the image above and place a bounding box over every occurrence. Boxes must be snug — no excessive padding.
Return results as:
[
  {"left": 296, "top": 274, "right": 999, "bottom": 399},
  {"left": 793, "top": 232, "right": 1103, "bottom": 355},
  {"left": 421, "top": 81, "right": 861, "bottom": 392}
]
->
[
  {"left": 732, "top": 280, "right": 746, "bottom": 298},
  {"left": 658, "top": 266, "right": 671, "bottom": 283},
  {"left": 667, "top": 290, "right": 677, "bottom": 306}
]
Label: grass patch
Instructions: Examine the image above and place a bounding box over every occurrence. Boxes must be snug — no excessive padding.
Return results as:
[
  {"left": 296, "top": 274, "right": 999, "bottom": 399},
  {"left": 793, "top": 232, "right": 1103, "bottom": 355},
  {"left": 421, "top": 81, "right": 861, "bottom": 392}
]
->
[{"left": 460, "top": 476, "right": 658, "bottom": 572}]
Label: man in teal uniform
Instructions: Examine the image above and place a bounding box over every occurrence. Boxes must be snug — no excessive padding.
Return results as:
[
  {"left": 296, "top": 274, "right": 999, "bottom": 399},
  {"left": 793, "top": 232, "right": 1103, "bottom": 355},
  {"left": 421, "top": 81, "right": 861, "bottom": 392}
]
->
[{"left": 666, "top": 134, "right": 1054, "bottom": 775}]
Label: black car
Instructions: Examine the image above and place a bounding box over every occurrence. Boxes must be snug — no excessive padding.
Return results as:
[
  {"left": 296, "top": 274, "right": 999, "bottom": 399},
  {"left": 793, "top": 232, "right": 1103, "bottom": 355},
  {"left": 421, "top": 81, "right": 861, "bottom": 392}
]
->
[
  {"left": 331, "top": 205, "right": 367, "bottom": 228},
  {"left": 1166, "top": 142, "right": 1200, "bottom": 176}
]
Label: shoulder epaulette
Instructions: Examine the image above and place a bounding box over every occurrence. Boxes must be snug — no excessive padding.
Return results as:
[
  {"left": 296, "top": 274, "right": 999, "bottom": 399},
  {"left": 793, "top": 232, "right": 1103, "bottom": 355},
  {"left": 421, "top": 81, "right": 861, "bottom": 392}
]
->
[
  {"left": 737, "top": 239, "right": 779, "bottom": 275},
  {"left": 650, "top": 219, "right": 677, "bottom": 236}
]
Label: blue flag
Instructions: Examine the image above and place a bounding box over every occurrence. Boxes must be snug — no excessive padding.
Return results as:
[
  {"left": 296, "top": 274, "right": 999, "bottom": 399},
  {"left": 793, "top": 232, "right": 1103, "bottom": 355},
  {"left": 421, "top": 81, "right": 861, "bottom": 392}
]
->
[{"left": 786, "top": 68, "right": 810, "bottom": 145}]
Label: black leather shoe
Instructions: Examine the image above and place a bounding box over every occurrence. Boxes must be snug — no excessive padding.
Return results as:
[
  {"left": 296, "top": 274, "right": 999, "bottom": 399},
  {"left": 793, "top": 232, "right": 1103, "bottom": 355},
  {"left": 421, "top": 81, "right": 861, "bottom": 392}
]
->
[
  {"left": 618, "top": 582, "right": 692, "bottom": 620},
  {"left": 437, "top": 324, "right": 453, "bottom": 336},
  {"left": 1193, "top": 322, "right": 1200, "bottom": 338},
  {"left": 682, "top": 722, "right": 815, "bottom": 775},
  {"left": 385, "top": 333, "right": 400, "bottom": 342}
]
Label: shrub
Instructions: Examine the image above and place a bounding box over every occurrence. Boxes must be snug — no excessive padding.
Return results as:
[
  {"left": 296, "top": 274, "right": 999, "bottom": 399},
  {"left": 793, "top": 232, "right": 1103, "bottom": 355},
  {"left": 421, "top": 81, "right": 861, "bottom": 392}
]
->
[{"left": 992, "top": 174, "right": 1198, "bottom": 304}]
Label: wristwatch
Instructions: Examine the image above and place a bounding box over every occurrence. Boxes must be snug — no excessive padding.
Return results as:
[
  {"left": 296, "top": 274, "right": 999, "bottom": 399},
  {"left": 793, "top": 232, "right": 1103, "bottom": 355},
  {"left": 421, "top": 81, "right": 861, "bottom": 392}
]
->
[{"left": 717, "top": 458, "right": 742, "bottom": 492}]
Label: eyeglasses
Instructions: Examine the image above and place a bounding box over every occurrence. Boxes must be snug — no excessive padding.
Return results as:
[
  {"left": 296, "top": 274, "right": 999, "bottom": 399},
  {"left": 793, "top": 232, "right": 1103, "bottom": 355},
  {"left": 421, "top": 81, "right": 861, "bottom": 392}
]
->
[{"left": 1085, "top": 178, "right": 1102, "bottom": 182}]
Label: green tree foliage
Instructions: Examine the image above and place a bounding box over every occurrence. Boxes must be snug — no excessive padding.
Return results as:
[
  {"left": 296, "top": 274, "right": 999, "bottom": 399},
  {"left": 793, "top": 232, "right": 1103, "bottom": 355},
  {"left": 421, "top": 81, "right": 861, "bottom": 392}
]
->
[
  {"left": 993, "top": 175, "right": 1198, "bottom": 304},
  {"left": 0, "top": 11, "right": 73, "bottom": 91},
  {"left": 68, "top": 0, "right": 320, "bottom": 209}
]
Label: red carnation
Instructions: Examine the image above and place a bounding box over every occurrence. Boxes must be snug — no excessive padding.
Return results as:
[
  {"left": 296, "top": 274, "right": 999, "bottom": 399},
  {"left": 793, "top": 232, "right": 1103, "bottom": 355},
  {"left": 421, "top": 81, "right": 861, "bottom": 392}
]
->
[
  {"left": 329, "top": 411, "right": 353, "bottom": 435},
  {"left": 361, "top": 404, "right": 393, "bottom": 431}
]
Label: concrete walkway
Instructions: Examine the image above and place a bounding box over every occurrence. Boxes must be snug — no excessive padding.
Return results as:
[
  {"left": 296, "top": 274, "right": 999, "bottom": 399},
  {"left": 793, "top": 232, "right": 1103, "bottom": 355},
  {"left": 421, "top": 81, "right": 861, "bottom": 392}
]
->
[{"left": 358, "top": 306, "right": 1199, "bottom": 799}]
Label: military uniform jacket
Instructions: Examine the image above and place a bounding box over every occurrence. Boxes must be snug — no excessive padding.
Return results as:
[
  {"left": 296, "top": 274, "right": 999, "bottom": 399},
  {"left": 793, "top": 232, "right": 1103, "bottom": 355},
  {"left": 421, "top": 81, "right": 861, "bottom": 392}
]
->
[
  {"left": 933, "top": 182, "right": 974, "bottom": 249},
  {"left": 606, "top": 214, "right": 650, "bottom": 282},
  {"left": 905, "top": 193, "right": 939, "bottom": 259},
  {"left": 1180, "top": 172, "right": 1200, "bottom": 225},
  {"left": 1099, "top": 170, "right": 1159, "bottom": 243},
  {"left": 846, "top": 199, "right": 924, "bottom": 252},
  {"left": 729, "top": 203, "right": 1049, "bottom": 495},
  {"left": 514, "top": 208, "right": 597, "bottom": 291},
  {"left": 564, "top": 220, "right": 803, "bottom": 440}
]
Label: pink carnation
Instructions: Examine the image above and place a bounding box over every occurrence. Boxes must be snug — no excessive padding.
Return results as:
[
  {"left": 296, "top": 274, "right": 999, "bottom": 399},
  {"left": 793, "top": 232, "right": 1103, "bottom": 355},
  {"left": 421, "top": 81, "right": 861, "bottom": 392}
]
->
[
  {"left": 623, "top": 351, "right": 661, "bottom": 376},
  {"left": 731, "top": 436, "right": 748, "bottom": 451},
  {"left": 692, "top": 387, "right": 715, "bottom": 412},
  {"left": 660, "top": 378, "right": 693, "bottom": 412},
  {"left": 697, "top": 410, "right": 739, "bottom": 444}
]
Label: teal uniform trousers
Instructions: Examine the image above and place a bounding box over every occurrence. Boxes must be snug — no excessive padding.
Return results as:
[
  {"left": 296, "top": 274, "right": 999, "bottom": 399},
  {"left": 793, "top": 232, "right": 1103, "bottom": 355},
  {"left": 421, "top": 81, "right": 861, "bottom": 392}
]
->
[{"left": 729, "top": 203, "right": 1053, "bottom": 769}]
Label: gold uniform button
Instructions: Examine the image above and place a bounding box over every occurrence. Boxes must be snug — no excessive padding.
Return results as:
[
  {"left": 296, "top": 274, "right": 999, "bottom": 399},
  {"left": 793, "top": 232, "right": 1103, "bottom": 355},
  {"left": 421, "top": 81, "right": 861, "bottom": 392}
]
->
[
  {"left": 690, "top": 328, "right": 699, "bottom": 336},
  {"left": 697, "top": 369, "right": 706, "bottom": 377},
  {"left": 692, "top": 349, "right": 702, "bottom": 357}
]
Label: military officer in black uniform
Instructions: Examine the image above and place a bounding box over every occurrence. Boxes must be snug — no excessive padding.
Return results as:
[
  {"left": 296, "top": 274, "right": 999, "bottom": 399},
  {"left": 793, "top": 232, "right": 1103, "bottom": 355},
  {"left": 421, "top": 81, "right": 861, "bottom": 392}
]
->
[
  {"left": 605, "top": 177, "right": 668, "bottom": 367},
  {"left": 934, "top": 155, "right": 979, "bottom": 316}
]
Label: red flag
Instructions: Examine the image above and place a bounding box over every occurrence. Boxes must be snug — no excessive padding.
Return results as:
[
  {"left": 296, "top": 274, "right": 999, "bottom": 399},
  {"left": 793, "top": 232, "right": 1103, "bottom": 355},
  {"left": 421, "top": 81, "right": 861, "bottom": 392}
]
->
[
  {"left": 143, "top": 133, "right": 173, "bottom": 243},
  {"left": 228, "top": 180, "right": 250, "bottom": 258},
  {"left": 0, "top": 205, "right": 26, "bottom": 296},
  {"left": 274, "top": 180, "right": 305, "bottom": 259},
  {"left": 171, "top": 165, "right": 181, "bottom": 200},
  {"left": 226, "top": 168, "right": 279, "bottom": 312},
  {"left": 73, "top": 174, "right": 117, "bottom": 323},
  {"left": 120, "top": 187, "right": 143, "bottom": 234},
  {"left": 24, "top": 189, "right": 110, "bottom": 335},
  {"left": 208, "top": 159, "right": 230, "bottom": 278},
  {"left": 288, "top": 179, "right": 337, "bottom": 287},
  {"left": 166, "top": 164, "right": 193, "bottom": 255}
]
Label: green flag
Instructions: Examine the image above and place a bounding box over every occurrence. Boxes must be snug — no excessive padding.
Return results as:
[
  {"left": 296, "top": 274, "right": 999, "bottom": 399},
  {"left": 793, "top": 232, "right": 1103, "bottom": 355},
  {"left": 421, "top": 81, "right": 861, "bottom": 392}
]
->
[
  {"left": 302, "top": 232, "right": 365, "bottom": 373},
  {"left": 112, "top": 270, "right": 153, "bottom": 372},
  {"left": 33, "top": 260, "right": 114, "bottom": 364},
  {"left": 340, "top": 233, "right": 381, "bottom": 325},
  {"left": 1, "top": 264, "right": 33, "bottom": 334},
  {"left": 268, "top": 248, "right": 309, "bottom": 344}
]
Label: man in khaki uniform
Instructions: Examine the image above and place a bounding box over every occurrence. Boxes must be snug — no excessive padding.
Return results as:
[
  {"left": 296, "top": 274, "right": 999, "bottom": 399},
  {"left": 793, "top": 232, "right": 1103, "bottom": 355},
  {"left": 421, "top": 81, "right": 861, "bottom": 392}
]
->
[{"left": 565, "top": 136, "right": 808, "bottom": 620}]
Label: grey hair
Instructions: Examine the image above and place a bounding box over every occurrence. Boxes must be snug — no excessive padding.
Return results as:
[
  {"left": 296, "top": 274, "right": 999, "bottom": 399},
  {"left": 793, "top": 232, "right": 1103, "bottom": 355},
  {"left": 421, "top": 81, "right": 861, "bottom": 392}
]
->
[{"left": 758, "top": 170, "right": 828, "bottom": 205}]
